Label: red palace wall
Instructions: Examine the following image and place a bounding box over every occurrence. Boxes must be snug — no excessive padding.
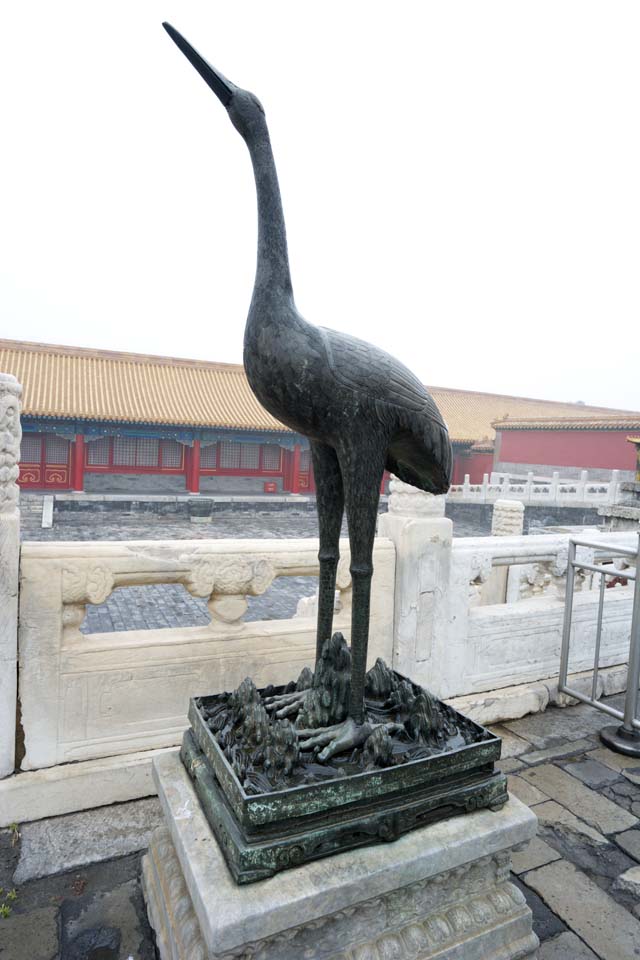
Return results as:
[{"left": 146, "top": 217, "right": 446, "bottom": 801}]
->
[
  {"left": 452, "top": 450, "right": 494, "bottom": 485},
  {"left": 497, "top": 429, "right": 637, "bottom": 472}
]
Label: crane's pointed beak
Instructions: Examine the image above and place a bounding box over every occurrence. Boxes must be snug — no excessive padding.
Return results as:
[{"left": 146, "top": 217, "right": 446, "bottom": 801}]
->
[{"left": 162, "top": 22, "right": 234, "bottom": 107}]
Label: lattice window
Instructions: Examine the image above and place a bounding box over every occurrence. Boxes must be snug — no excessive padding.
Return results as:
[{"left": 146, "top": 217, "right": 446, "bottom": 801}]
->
[
  {"left": 160, "top": 440, "right": 183, "bottom": 468},
  {"left": 20, "top": 434, "right": 42, "bottom": 463},
  {"left": 113, "top": 436, "right": 137, "bottom": 466},
  {"left": 219, "top": 442, "right": 240, "bottom": 469},
  {"left": 87, "top": 438, "right": 110, "bottom": 466},
  {"left": 200, "top": 444, "right": 217, "bottom": 469},
  {"left": 300, "top": 449, "right": 311, "bottom": 472},
  {"left": 45, "top": 436, "right": 70, "bottom": 465},
  {"left": 240, "top": 443, "right": 260, "bottom": 470},
  {"left": 262, "top": 444, "right": 281, "bottom": 471},
  {"left": 136, "top": 438, "right": 159, "bottom": 467}
]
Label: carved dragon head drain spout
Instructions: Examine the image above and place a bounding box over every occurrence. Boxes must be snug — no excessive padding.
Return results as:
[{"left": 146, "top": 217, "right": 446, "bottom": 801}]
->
[{"left": 163, "top": 24, "right": 453, "bottom": 761}]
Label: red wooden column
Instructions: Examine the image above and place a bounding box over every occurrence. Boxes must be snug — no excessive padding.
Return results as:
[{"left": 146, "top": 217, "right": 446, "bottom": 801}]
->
[
  {"left": 72, "top": 434, "right": 85, "bottom": 491},
  {"left": 187, "top": 439, "right": 201, "bottom": 494},
  {"left": 291, "top": 443, "right": 302, "bottom": 495}
]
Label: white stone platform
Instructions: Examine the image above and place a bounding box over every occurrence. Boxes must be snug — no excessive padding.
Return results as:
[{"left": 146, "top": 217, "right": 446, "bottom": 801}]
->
[{"left": 143, "top": 750, "right": 539, "bottom": 960}]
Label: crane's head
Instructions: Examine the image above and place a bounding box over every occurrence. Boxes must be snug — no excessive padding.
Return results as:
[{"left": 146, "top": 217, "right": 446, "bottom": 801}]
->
[{"left": 162, "top": 23, "right": 266, "bottom": 140}]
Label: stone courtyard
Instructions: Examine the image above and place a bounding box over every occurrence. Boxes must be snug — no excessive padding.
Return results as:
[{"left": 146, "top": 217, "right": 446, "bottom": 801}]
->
[{"left": 2, "top": 694, "right": 640, "bottom": 959}]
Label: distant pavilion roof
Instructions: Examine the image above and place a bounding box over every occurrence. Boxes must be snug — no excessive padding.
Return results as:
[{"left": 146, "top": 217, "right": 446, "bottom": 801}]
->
[
  {"left": 492, "top": 415, "right": 640, "bottom": 431},
  {"left": 1, "top": 338, "right": 638, "bottom": 444}
]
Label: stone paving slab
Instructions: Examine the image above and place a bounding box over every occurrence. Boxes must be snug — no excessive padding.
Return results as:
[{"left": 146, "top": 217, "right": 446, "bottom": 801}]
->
[
  {"left": 614, "top": 828, "right": 640, "bottom": 862},
  {"left": 533, "top": 801, "right": 608, "bottom": 845},
  {"left": 505, "top": 696, "right": 626, "bottom": 748},
  {"left": 488, "top": 724, "right": 533, "bottom": 758},
  {"left": 511, "top": 836, "right": 561, "bottom": 875},
  {"left": 0, "top": 904, "right": 59, "bottom": 960},
  {"left": 519, "top": 738, "right": 593, "bottom": 765},
  {"left": 559, "top": 756, "right": 623, "bottom": 789},
  {"left": 14, "top": 798, "right": 163, "bottom": 883},
  {"left": 589, "top": 746, "right": 640, "bottom": 786},
  {"left": 537, "top": 931, "right": 599, "bottom": 959},
  {"left": 525, "top": 858, "right": 640, "bottom": 960},
  {"left": 520, "top": 763, "right": 638, "bottom": 834},
  {"left": 508, "top": 774, "right": 548, "bottom": 807}
]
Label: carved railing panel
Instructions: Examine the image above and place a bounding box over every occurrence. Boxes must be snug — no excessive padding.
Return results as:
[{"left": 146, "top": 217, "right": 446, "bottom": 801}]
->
[{"left": 18, "top": 537, "right": 394, "bottom": 770}]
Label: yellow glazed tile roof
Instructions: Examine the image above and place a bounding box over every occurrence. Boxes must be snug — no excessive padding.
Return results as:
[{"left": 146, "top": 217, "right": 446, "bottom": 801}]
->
[{"left": 1, "top": 339, "right": 638, "bottom": 443}]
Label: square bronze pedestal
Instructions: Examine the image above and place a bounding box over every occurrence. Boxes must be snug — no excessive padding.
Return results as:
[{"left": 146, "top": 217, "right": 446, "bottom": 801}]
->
[{"left": 181, "top": 677, "right": 508, "bottom": 884}]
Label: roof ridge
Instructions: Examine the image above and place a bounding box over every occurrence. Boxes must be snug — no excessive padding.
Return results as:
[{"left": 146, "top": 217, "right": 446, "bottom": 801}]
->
[{"left": 0, "top": 338, "right": 245, "bottom": 372}]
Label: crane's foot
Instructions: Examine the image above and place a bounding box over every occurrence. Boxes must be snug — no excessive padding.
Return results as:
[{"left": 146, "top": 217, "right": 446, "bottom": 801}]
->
[
  {"left": 297, "top": 717, "right": 404, "bottom": 762},
  {"left": 264, "top": 688, "right": 308, "bottom": 720}
]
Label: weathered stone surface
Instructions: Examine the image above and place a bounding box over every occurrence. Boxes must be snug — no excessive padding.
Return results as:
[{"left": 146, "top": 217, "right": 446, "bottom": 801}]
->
[
  {"left": 601, "top": 778, "right": 640, "bottom": 818},
  {"left": 508, "top": 774, "right": 548, "bottom": 807},
  {"left": 0, "top": 748, "right": 172, "bottom": 828},
  {"left": 588, "top": 746, "right": 640, "bottom": 786},
  {"left": 560, "top": 757, "right": 622, "bottom": 789},
  {"left": 13, "top": 797, "right": 162, "bottom": 883},
  {"left": 533, "top": 801, "right": 608, "bottom": 845},
  {"left": 614, "top": 828, "right": 640, "bottom": 862},
  {"left": 60, "top": 877, "right": 149, "bottom": 960},
  {"left": 147, "top": 750, "right": 538, "bottom": 959},
  {"left": 511, "top": 836, "right": 561, "bottom": 874},
  {"left": 0, "top": 905, "right": 59, "bottom": 960},
  {"left": 613, "top": 865, "right": 640, "bottom": 897},
  {"left": 18, "top": 537, "right": 395, "bottom": 771},
  {"left": 448, "top": 681, "right": 550, "bottom": 726},
  {"left": 519, "top": 764, "right": 638, "bottom": 834},
  {"left": 538, "top": 931, "right": 599, "bottom": 959},
  {"left": 489, "top": 724, "right": 532, "bottom": 758},
  {"left": 505, "top": 696, "right": 626, "bottom": 748},
  {"left": 526, "top": 859, "right": 640, "bottom": 960},
  {"left": 521, "top": 739, "right": 593, "bottom": 766},
  {"left": 499, "top": 757, "right": 526, "bottom": 774},
  {"left": 0, "top": 373, "right": 21, "bottom": 779}
]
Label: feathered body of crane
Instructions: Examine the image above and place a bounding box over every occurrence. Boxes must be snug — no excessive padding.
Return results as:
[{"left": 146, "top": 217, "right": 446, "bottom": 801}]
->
[{"left": 164, "top": 24, "right": 452, "bottom": 761}]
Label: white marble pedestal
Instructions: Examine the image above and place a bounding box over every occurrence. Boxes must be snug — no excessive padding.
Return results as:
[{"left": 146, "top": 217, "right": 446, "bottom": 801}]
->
[{"left": 143, "top": 751, "right": 539, "bottom": 960}]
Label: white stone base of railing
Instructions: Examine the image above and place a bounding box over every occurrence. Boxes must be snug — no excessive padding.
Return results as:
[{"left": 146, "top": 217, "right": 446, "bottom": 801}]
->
[
  {"left": 0, "top": 662, "right": 628, "bottom": 828},
  {"left": 143, "top": 751, "right": 538, "bottom": 960}
]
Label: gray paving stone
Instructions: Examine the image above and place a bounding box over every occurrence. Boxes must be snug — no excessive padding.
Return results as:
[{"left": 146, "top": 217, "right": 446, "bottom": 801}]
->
[
  {"left": 0, "top": 905, "right": 59, "bottom": 960},
  {"left": 498, "top": 757, "right": 526, "bottom": 774},
  {"left": 538, "top": 931, "right": 598, "bottom": 959},
  {"left": 520, "top": 739, "right": 593, "bottom": 765},
  {"left": 601, "top": 778, "right": 640, "bottom": 818},
  {"left": 511, "top": 836, "right": 561, "bottom": 875},
  {"left": 519, "top": 764, "right": 638, "bottom": 834},
  {"left": 588, "top": 746, "right": 640, "bottom": 786},
  {"left": 488, "top": 724, "right": 532, "bottom": 758},
  {"left": 525, "top": 859, "right": 640, "bottom": 960},
  {"left": 508, "top": 774, "right": 548, "bottom": 807},
  {"left": 615, "top": 828, "right": 640, "bottom": 862},
  {"left": 505, "top": 697, "right": 626, "bottom": 748},
  {"left": 510, "top": 875, "right": 567, "bottom": 943},
  {"left": 561, "top": 757, "right": 623, "bottom": 789},
  {"left": 60, "top": 876, "right": 155, "bottom": 960},
  {"left": 13, "top": 798, "right": 162, "bottom": 883},
  {"left": 534, "top": 801, "right": 608, "bottom": 845}
]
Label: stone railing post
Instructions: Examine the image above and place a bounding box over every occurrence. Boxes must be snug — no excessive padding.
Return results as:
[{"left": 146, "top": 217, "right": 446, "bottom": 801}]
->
[
  {"left": 550, "top": 471, "right": 560, "bottom": 503},
  {"left": 481, "top": 499, "right": 526, "bottom": 604},
  {"left": 0, "top": 373, "right": 21, "bottom": 778},
  {"left": 378, "top": 477, "right": 452, "bottom": 691},
  {"left": 526, "top": 471, "right": 534, "bottom": 502},
  {"left": 482, "top": 474, "right": 489, "bottom": 503},
  {"left": 577, "top": 470, "right": 588, "bottom": 502},
  {"left": 608, "top": 469, "right": 620, "bottom": 504}
]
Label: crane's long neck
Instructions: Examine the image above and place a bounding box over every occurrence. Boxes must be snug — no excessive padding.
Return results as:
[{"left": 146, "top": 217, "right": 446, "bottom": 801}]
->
[{"left": 245, "top": 123, "right": 293, "bottom": 302}]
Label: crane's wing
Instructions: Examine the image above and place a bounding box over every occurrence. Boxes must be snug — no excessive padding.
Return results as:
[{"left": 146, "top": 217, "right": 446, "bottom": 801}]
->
[{"left": 318, "top": 326, "right": 447, "bottom": 427}]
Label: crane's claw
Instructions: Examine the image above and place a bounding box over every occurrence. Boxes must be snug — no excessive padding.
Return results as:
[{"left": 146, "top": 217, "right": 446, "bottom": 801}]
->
[
  {"left": 264, "top": 689, "right": 308, "bottom": 719},
  {"left": 297, "top": 717, "right": 403, "bottom": 762}
]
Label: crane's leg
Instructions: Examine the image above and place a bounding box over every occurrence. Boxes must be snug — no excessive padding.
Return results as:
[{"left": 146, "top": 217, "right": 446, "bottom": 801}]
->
[
  {"left": 341, "top": 444, "right": 386, "bottom": 723},
  {"left": 297, "top": 442, "right": 390, "bottom": 760},
  {"left": 311, "top": 441, "right": 344, "bottom": 662}
]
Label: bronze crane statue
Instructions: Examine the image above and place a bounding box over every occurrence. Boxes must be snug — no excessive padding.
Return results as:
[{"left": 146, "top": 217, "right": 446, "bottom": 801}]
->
[{"left": 163, "top": 24, "right": 452, "bottom": 760}]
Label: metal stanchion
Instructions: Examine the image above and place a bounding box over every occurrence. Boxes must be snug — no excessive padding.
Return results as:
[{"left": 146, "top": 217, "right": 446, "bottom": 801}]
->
[{"left": 600, "top": 533, "right": 640, "bottom": 756}]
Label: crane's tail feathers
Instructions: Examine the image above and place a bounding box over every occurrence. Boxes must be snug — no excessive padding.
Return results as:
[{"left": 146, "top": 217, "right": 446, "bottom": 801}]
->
[{"left": 386, "top": 416, "right": 452, "bottom": 496}]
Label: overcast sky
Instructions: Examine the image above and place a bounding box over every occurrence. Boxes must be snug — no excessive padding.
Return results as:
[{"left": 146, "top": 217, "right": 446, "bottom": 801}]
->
[{"left": 1, "top": 2, "right": 639, "bottom": 409}]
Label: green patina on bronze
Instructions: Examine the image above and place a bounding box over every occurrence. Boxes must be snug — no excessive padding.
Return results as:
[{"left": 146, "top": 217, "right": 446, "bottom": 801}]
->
[{"left": 181, "top": 667, "right": 508, "bottom": 884}]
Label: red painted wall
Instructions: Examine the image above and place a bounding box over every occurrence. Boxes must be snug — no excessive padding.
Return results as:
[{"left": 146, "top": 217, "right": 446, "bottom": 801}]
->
[
  {"left": 452, "top": 449, "right": 494, "bottom": 484},
  {"left": 497, "top": 429, "right": 637, "bottom": 471}
]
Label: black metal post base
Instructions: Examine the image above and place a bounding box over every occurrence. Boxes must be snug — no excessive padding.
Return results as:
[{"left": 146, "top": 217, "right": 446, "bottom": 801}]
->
[{"left": 600, "top": 723, "right": 640, "bottom": 758}]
